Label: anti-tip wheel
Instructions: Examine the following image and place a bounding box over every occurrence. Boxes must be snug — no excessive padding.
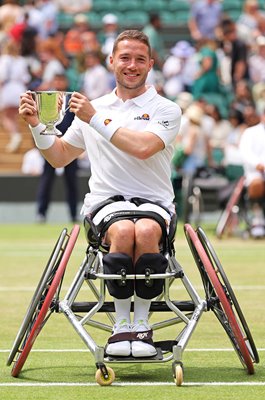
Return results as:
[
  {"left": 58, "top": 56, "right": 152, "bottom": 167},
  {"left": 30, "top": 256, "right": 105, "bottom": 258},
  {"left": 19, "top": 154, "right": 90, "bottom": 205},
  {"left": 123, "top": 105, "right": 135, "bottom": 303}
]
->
[
  {"left": 174, "top": 364, "right": 184, "bottom": 386},
  {"left": 95, "top": 366, "right": 115, "bottom": 386}
]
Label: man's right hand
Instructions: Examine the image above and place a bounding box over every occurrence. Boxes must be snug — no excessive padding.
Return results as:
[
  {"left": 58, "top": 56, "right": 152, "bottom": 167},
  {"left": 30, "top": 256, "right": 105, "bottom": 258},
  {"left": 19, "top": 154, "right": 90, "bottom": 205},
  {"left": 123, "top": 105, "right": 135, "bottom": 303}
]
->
[{"left": 19, "top": 91, "right": 40, "bottom": 127}]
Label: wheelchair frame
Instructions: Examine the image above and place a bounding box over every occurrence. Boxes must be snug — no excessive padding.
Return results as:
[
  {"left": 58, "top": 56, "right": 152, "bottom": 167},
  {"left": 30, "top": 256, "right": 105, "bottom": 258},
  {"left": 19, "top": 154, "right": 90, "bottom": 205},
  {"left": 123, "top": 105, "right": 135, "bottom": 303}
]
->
[
  {"left": 7, "top": 220, "right": 259, "bottom": 386},
  {"left": 216, "top": 176, "right": 251, "bottom": 239}
]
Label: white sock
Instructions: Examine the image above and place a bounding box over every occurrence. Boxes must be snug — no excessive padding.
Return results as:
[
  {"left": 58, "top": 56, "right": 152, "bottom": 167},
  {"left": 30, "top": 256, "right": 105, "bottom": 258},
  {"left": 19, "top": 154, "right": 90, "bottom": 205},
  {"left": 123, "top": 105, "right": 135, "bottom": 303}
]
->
[
  {"left": 133, "top": 293, "right": 151, "bottom": 323},
  {"left": 113, "top": 297, "right": 131, "bottom": 323}
]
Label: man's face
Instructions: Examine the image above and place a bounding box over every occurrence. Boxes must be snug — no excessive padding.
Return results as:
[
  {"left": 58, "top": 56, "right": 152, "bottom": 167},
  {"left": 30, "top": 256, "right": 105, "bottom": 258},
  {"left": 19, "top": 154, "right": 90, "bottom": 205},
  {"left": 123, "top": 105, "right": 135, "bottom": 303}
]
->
[{"left": 110, "top": 39, "right": 154, "bottom": 92}]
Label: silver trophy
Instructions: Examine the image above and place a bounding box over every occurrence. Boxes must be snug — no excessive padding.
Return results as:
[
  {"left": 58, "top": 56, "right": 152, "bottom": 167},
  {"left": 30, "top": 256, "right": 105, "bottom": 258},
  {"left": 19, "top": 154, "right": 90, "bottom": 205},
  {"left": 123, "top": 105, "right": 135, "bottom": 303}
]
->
[{"left": 32, "top": 91, "right": 72, "bottom": 135}]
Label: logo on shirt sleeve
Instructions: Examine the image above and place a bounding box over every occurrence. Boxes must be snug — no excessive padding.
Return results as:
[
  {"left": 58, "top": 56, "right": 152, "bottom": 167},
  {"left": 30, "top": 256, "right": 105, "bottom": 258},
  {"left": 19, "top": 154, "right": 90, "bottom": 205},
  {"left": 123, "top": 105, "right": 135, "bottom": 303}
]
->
[
  {"left": 104, "top": 119, "right": 112, "bottom": 126},
  {"left": 158, "top": 120, "right": 169, "bottom": 128}
]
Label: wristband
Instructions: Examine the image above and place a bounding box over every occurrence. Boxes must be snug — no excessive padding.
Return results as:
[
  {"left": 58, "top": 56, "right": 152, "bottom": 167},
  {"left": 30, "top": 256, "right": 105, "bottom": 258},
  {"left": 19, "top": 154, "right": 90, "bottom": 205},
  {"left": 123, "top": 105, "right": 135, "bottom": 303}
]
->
[
  {"left": 89, "top": 112, "right": 121, "bottom": 141},
  {"left": 30, "top": 123, "right": 56, "bottom": 149}
]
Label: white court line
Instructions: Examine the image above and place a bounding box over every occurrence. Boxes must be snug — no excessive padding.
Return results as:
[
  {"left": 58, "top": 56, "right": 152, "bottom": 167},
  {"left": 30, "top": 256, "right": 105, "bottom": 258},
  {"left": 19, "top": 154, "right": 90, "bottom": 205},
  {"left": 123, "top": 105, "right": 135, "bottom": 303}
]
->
[
  {"left": 1, "top": 285, "right": 265, "bottom": 292},
  {"left": 0, "top": 382, "right": 265, "bottom": 387},
  {"left": 1, "top": 348, "right": 265, "bottom": 353}
]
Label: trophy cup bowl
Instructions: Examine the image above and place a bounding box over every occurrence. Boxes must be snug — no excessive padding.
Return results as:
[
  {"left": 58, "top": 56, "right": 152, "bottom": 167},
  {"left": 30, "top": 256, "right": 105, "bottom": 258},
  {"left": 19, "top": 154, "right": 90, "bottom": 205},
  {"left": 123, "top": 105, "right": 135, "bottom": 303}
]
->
[{"left": 32, "top": 91, "right": 72, "bottom": 135}]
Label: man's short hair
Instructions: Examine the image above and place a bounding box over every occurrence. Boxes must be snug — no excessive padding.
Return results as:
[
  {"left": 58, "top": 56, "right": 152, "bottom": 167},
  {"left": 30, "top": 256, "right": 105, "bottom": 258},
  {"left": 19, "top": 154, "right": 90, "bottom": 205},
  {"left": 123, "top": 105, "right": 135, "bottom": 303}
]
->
[{"left": 112, "top": 30, "right": 152, "bottom": 58}]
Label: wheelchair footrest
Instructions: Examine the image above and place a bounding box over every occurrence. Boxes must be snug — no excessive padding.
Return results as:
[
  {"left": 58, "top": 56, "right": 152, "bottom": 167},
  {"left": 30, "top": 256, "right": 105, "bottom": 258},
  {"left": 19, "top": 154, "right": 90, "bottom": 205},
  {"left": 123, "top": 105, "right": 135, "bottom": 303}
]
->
[{"left": 105, "top": 347, "right": 164, "bottom": 362}]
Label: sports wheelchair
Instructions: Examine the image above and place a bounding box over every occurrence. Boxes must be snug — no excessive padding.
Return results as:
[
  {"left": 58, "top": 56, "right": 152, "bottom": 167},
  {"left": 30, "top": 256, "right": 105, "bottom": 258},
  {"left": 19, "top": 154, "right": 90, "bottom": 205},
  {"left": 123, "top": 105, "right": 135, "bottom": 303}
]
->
[{"left": 7, "top": 210, "right": 259, "bottom": 386}]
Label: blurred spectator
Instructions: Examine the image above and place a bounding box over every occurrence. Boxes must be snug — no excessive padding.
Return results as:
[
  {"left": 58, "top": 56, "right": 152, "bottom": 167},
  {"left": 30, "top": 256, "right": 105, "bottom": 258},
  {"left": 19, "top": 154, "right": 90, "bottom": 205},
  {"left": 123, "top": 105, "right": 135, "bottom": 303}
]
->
[
  {"left": 143, "top": 13, "right": 166, "bottom": 70},
  {"left": 20, "top": 26, "right": 42, "bottom": 90},
  {"left": 79, "top": 50, "right": 111, "bottom": 100},
  {"left": 0, "top": 0, "right": 23, "bottom": 35},
  {"left": 162, "top": 40, "right": 197, "bottom": 99},
  {"left": 231, "top": 79, "right": 255, "bottom": 115},
  {"left": 239, "top": 107, "right": 265, "bottom": 237},
  {"left": 22, "top": 0, "right": 43, "bottom": 37},
  {"left": 188, "top": 0, "right": 222, "bottom": 41},
  {"left": 21, "top": 144, "right": 44, "bottom": 175},
  {"left": 220, "top": 18, "right": 249, "bottom": 87},
  {"left": 63, "top": 13, "right": 91, "bottom": 57},
  {"left": 248, "top": 35, "right": 265, "bottom": 84},
  {"left": 36, "top": 37, "right": 68, "bottom": 90},
  {"left": 55, "top": 0, "right": 92, "bottom": 15},
  {"left": 36, "top": 74, "right": 79, "bottom": 223},
  {"left": 223, "top": 108, "right": 246, "bottom": 180},
  {"left": 205, "top": 103, "right": 232, "bottom": 165},
  {"left": 98, "top": 13, "right": 119, "bottom": 58},
  {"left": 0, "top": 38, "right": 31, "bottom": 152},
  {"left": 236, "top": 0, "right": 265, "bottom": 45},
  {"left": 191, "top": 39, "right": 223, "bottom": 100},
  {"left": 252, "top": 82, "right": 265, "bottom": 115},
  {"left": 173, "top": 103, "right": 210, "bottom": 175}
]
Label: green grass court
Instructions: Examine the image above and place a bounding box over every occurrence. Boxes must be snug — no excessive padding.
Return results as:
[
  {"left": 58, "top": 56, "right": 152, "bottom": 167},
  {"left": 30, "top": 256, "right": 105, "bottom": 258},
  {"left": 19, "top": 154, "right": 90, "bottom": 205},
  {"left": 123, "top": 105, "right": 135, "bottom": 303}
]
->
[{"left": 0, "top": 223, "right": 264, "bottom": 400}]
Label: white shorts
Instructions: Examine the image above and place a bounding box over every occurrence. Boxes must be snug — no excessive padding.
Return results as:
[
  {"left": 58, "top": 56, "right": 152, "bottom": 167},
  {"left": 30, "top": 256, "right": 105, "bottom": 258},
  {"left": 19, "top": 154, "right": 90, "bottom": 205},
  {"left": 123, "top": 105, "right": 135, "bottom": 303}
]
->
[{"left": 91, "top": 200, "right": 172, "bottom": 233}]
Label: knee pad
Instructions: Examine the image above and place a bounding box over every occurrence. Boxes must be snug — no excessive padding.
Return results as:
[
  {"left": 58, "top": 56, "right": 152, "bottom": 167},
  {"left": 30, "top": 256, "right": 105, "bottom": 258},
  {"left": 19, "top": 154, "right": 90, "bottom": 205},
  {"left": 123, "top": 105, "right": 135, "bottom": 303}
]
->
[
  {"left": 134, "top": 253, "right": 168, "bottom": 299},
  {"left": 103, "top": 253, "right": 134, "bottom": 299}
]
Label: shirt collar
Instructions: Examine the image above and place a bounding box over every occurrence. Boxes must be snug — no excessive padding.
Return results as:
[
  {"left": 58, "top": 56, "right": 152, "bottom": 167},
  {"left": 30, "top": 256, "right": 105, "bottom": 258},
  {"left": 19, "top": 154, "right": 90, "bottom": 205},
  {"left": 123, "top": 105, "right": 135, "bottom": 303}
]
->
[{"left": 105, "top": 85, "right": 157, "bottom": 107}]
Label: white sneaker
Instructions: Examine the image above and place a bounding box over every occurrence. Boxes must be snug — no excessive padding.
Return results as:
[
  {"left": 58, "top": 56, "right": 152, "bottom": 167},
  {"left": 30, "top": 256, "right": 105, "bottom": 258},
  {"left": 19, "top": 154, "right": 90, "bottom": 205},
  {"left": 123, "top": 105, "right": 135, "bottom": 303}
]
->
[
  {"left": 105, "top": 319, "right": 131, "bottom": 357},
  {"left": 131, "top": 319, "right": 157, "bottom": 358}
]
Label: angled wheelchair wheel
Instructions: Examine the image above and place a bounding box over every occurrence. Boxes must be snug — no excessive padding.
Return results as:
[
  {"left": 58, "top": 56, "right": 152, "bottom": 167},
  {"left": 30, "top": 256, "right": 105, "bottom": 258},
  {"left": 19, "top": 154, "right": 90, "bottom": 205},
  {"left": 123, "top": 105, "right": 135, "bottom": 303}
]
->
[
  {"left": 184, "top": 223, "right": 258, "bottom": 374},
  {"left": 216, "top": 176, "right": 245, "bottom": 238},
  {"left": 8, "top": 225, "right": 80, "bottom": 377}
]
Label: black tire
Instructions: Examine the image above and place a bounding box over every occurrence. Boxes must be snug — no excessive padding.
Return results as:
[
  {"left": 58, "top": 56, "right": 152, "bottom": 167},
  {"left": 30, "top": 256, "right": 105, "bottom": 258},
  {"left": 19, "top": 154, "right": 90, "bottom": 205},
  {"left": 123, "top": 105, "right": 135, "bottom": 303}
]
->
[
  {"left": 184, "top": 224, "right": 258, "bottom": 374},
  {"left": 7, "top": 225, "right": 80, "bottom": 377}
]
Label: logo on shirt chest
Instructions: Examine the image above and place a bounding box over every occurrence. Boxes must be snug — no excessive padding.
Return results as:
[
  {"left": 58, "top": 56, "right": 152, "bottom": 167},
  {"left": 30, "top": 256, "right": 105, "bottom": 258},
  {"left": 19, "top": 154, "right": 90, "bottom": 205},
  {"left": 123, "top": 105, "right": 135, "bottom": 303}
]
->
[{"left": 134, "top": 113, "right": 150, "bottom": 121}]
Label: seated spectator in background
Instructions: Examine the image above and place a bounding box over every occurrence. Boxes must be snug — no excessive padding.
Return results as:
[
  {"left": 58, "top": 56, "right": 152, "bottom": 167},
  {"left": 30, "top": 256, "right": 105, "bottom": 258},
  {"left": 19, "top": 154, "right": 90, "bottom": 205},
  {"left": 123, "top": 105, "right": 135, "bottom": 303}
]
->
[
  {"left": 36, "top": 37, "right": 68, "bottom": 90},
  {"left": 239, "top": 106, "right": 265, "bottom": 238},
  {"left": 55, "top": 0, "right": 92, "bottom": 16},
  {"left": 236, "top": 0, "right": 265, "bottom": 45},
  {"left": 188, "top": 0, "right": 223, "bottom": 41},
  {"left": 0, "top": 0, "right": 23, "bottom": 36},
  {"left": 98, "top": 13, "right": 119, "bottom": 58},
  {"left": 173, "top": 103, "right": 210, "bottom": 175},
  {"left": 79, "top": 50, "right": 112, "bottom": 100},
  {"left": 162, "top": 40, "right": 197, "bottom": 99},
  {"left": 0, "top": 37, "right": 31, "bottom": 152},
  {"left": 248, "top": 35, "right": 265, "bottom": 84},
  {"left": 223, "top": 108, "right": 246, "bottom": 180},
  {"left": 231, "top": 79, "right": 255, "bottom": 115},
  {"left": 63, "top": 13, "right": 91, "bottom": 58},
  {"left": 21, "top": 144, "right": 44, "bottom": 175},
  {"left": 205, "top": 103, "right": 232, "bottom": 166},
  {"left": 252, "top": 82, "right": 265, "bottom": 115}
]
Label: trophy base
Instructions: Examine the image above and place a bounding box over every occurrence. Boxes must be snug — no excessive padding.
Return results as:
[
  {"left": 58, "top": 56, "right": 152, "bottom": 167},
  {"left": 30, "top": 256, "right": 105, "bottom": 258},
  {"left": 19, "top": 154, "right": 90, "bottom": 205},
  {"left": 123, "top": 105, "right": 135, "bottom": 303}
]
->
[{"left": 40, "top": 128, "right": 62, "bottom": 136}]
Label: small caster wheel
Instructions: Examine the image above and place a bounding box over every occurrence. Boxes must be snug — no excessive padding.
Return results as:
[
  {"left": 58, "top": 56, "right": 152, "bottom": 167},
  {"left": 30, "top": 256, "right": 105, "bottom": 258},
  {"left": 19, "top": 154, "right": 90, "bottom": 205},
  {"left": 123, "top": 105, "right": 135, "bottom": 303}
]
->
[
  {"left": 95, "top": 366, "right": 115, "bottom": 386},
  {"left": 173, "top": 363, "right": 184, "bottom": 386}
]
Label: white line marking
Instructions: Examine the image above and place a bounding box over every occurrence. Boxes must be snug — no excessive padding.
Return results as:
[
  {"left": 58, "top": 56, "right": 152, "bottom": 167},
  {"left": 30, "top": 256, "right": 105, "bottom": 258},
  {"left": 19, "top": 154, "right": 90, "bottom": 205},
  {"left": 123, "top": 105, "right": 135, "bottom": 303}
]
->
[
  {"left": 1, "top": 285, "right": 265, "bottom": 292},
  {"left": 0, "top": 382, "right": 264, "bottom": 387},
  {"left": 1, "top": 348, "right": 265, "bottom": 353}
]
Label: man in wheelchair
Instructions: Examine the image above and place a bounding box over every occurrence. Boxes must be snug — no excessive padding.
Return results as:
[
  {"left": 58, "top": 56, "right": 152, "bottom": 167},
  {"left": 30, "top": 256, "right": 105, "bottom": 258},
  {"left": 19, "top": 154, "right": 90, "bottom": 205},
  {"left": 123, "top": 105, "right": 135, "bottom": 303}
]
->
[{"left": 19, "top": 30, "right": 181, "bottom": 358}]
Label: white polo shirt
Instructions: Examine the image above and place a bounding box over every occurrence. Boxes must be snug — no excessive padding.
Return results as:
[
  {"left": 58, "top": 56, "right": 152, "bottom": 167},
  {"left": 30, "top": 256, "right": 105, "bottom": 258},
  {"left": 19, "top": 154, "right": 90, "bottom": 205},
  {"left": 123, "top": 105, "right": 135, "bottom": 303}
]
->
[
  {"left": 239, "top": 122, "right": 265, "bottom": 186},
  {"left": 63, "top": 86, "right": 181, "bottom": 213}
]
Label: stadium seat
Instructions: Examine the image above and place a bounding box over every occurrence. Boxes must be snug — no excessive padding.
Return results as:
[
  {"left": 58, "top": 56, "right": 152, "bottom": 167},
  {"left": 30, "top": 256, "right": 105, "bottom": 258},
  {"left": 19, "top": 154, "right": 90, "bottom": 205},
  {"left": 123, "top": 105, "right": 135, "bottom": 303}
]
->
[
  {"left": 168, "top": 0, "right": 190, "bottom": 12},
  {"left": 92, "top": 0, "right": 117, "bottom": 13},
  {"left": 142, "top": 0, "right": 167, "bottom": 13},
  {"left": 121, "top": 11, "right": 149, "bottom": 28},
  {"left": 116, "top": 0, "right": 142, "bottom": 12},
  {"left": 57, "top": 12, "right": 75, "bottom": 30}
]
